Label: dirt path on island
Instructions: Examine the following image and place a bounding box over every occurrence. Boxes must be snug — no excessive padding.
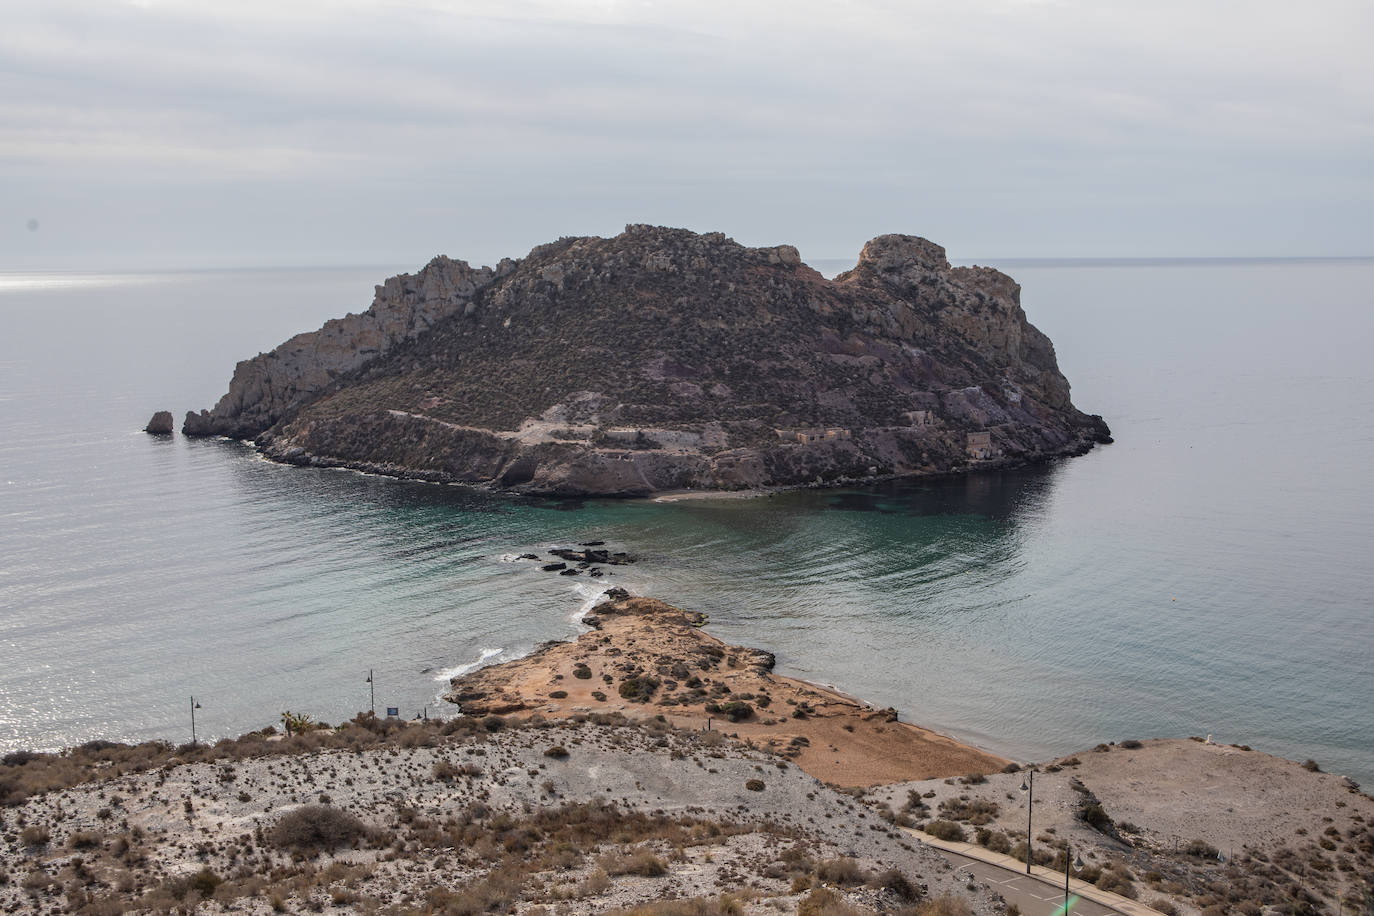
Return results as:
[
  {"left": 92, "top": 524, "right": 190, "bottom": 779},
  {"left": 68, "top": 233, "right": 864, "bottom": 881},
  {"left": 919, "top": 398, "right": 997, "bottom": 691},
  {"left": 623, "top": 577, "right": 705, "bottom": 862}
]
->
[{"left": 446, "top": 595, "right": 1008, "bottom": 786}]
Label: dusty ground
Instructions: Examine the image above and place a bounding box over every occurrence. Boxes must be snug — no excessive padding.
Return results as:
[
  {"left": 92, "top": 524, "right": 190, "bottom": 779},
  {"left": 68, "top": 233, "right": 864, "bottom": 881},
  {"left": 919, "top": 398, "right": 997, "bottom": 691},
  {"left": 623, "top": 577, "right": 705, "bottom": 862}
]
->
[
  {"left": 868, "top": 738, "right": 1374, "bottom": 915},
  {"left": 0, "top": 716, "right": 1004, "bottom": 915},
  {"left": 447, "top": 595, "right": 1009, "bottom": 788}
]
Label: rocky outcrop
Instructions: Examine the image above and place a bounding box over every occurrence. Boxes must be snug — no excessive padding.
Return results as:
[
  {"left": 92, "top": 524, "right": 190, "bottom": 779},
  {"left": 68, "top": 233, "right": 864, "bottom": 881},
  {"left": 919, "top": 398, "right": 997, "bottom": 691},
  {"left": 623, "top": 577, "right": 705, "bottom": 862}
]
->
[
  {"left": 189, "top": 226, "right": 1110, "bottom": 494},
  {"left": 143, "top": 411, "right": 174, "bottom": 435},
  {"left": 183, "top": 256, "right": 514, "bottom": 438}
]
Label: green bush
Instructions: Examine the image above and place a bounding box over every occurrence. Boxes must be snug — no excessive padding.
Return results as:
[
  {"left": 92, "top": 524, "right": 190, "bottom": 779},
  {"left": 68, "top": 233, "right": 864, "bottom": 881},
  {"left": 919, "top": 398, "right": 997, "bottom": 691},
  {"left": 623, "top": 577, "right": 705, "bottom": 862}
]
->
[
  {"left": 705, "top": 701, "right": 754, "bottom": 722},
  {"left": 618, "top": 676, "right": 660, "bottom": 702}
]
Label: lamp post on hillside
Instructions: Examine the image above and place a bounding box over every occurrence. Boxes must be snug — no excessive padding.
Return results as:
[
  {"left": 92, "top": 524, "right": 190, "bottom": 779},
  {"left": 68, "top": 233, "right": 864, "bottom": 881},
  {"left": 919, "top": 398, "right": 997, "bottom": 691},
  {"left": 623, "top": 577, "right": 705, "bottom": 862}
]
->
[
  {"left": 1020, "top": 769, "right": 1034, "bottom": 874},
  {"left": 366, "top": 669, "right": 375, "bottom": 715},
  {"left": 1064, "top": 845, "right": 1083, "bottom": 911},
  {"left": 190, "top": 696, "right": 202, "bottom": 745}
]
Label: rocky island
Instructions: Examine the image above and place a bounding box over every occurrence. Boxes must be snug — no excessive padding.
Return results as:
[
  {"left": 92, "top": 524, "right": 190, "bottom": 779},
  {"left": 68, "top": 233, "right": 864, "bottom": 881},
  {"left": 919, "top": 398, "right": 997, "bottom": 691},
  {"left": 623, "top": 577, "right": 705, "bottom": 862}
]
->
[{"left": 183, "top": 226, "right": 1110, "bottom": 496}]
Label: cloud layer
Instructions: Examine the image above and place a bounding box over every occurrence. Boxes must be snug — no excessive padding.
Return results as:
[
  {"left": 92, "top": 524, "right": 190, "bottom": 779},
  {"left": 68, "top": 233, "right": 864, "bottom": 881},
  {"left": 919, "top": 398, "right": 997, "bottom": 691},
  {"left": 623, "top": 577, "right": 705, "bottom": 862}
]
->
[{"left": 4, "top": 0, "right": 1371, "bottom": 267}]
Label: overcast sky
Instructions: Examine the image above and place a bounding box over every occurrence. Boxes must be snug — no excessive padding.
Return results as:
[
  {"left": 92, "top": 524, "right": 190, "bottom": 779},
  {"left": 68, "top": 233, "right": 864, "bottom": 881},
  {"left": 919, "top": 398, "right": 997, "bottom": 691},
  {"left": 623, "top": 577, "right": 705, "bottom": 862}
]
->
[{"left": 3, "top": 0, "right": 1371, "bottom": 268}]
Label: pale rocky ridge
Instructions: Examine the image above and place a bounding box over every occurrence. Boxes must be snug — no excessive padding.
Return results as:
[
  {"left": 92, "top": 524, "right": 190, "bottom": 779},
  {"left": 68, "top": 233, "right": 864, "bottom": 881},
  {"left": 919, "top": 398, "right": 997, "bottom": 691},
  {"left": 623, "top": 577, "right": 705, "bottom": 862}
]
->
[{"left": 185, "top": 225, "right": 1111, "bottom": 496}]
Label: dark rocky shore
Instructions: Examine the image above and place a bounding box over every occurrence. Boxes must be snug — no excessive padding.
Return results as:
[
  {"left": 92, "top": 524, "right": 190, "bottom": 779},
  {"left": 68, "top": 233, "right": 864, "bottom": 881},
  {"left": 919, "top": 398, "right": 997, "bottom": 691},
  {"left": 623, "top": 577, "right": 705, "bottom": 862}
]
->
[{"left": 183, "top": 225, "right": 1110, "bottom": 496}]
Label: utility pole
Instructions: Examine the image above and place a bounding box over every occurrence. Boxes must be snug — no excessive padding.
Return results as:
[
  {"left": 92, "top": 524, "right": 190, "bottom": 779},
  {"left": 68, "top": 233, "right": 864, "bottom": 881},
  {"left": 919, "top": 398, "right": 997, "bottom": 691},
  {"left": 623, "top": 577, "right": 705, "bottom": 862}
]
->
[{"left": 1020, "top": 769, "right": 1034, "bottom": 874}]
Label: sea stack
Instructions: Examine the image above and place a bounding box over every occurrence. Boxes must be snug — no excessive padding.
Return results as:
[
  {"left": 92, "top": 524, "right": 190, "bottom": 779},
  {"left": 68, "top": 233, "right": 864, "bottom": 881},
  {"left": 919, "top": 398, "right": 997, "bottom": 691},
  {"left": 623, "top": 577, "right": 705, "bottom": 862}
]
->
[
  {"left": 144, "top": 410, "right": 175, "bottom": 435},
  {"left": 184, "top": 225, "right": 1110, "bottom": 495}
]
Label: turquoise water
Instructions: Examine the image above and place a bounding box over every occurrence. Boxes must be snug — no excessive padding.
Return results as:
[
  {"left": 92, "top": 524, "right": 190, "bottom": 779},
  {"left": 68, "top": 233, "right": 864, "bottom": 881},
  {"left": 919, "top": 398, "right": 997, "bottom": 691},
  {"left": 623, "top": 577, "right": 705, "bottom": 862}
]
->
[{"left": 1, "top": 259, "right": 1371, "bottom": 785}]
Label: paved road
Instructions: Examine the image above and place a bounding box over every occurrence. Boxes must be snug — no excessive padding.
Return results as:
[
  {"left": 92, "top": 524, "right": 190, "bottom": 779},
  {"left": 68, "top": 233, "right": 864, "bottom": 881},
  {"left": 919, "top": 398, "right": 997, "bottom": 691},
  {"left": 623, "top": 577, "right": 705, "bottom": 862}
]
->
[{"left": 934, "top": 849, "right": 1121, "bottom": 916}]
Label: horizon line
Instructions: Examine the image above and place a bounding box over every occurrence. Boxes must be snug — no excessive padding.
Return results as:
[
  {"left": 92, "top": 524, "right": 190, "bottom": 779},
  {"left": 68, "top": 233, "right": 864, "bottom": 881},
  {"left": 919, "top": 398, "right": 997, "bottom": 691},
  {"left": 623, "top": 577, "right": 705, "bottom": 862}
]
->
[{"left": 2, "top": 253, "right": 1373, "bottom": 275}]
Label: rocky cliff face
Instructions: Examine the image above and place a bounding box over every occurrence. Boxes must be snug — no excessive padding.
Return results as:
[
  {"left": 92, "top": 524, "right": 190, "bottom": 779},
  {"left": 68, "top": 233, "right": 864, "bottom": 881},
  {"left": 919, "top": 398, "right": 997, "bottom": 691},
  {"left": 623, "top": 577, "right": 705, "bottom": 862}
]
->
[
  {"left": 183, "top": 255, "right": 514, "bottom": 438},
  {"left": 186, "top": 225, "right": 1110, "bottom": 495}
]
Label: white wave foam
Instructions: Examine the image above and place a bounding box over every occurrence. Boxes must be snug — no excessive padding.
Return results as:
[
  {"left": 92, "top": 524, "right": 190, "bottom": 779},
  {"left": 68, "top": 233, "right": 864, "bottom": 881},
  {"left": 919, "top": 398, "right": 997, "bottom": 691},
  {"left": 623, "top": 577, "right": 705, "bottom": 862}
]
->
[{"left": 433, "top": 646, "right": 505, "bottom": 682}]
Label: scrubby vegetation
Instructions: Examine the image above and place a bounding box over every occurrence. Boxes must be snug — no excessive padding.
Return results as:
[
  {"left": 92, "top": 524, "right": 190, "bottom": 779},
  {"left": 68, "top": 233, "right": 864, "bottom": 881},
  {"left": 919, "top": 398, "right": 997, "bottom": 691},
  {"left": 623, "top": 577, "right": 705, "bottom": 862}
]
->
[{"left": 270, "top": 804, "right": 371, "bottom": 853}]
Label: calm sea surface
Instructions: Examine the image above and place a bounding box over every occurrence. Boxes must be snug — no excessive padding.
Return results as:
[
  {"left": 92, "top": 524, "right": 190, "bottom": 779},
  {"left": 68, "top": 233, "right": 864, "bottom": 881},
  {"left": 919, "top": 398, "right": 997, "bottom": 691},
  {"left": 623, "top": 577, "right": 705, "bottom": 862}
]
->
[{"left": 2, "top": 259, "right": 1371, "bottom": 785}]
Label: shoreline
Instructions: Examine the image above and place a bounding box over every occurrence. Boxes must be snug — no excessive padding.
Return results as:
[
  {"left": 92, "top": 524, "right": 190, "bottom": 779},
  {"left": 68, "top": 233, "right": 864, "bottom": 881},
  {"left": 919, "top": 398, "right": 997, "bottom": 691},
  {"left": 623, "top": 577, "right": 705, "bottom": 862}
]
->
[
  {"left": 444, "top": 592, "right": 1011, "bottom": 786},
  {"left": 206, "top": 428, "right": 1102, "bottom": 501}
]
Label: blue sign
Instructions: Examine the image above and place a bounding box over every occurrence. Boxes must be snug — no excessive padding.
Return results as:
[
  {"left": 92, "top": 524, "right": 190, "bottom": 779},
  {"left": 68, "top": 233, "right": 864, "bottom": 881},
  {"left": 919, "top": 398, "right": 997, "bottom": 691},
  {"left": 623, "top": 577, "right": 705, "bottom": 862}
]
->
[{"left": 386, "top": 707, "right": 399, "bottom": 717}]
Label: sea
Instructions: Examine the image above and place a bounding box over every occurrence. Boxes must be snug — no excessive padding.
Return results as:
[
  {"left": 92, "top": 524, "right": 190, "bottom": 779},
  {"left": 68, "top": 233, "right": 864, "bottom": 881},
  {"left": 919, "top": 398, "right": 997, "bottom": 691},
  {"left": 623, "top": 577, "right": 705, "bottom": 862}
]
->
[{"left": 1, "top": 257, "right": 1372, "bottom": 787}]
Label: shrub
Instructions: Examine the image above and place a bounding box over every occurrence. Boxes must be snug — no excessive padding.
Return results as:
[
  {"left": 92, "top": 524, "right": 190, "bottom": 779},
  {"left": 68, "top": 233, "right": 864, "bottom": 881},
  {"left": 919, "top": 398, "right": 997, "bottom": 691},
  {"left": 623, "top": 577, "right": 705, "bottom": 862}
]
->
[
  {"left": 915, "top": 896, "right": 973, "bottom": 916},
  {"left": 714, "top": 701, "right": 754, "bottom": 722},
  {"left": 958, "top": 772, "right": 987, "bottom": 785},
  {"left": 1119, "top": 739, "right": 1143, "bottom": 749},
  {"left": 19, "top": 825, "right": 50, "bottom": 847},
  {"left": 68, "top": 830, "right": 102, "bottom": 850},
  {"left": 798, "top": 887, "right": 866, "bottom": 916},
  {"left": 1183, "top": 839, "right": 1219, "bottom": 858},
  {"left": 601, "top": 846, "right": 668, "bottom": 877},
  {"left": 923, "top": 820, "right": 966, "bottom": 842},
  {"left": 870, "top": 867, "right": 920, "bottom": 901},
  {"left": 544, "top": 746, "right": 569, "bottom": 759},
  {"left": 1080, "top": 802, "right": 1113, "bottom": 831},
  {"left": 744, "top": 779, "right": 765, "bottom": 792},
  {"left": 976, "top": 828, "right": 1011, "bottom": 854},
  {"left": 1302, "top": 759, "right": 1321, "bottom": 772},
  {"left": 573, "top": 665, "right": 593, "bottom": 679},
  {"left": 428, "top": 869, "right": 524, "bottom": 914},
  {"left": 1149, "top": 900, "right": 1179, "bottom": 916},
  {"left": 188, "top": 867, "right": 222, "bottom": 897},
  {"left": 618, "top": 676, "right": 660, "bottom": 703},
  {"left": 1095, "top": 870, "right": 1136, "bottom": 898},
  {"left": 549, "top": 690, "right": 568, "bottom": 699},
  {"left": 939, "top": 797, "right": 999, "bottom": 825},
  {"left": 269, "top": 804, "right": 368, "bottom": 853},
  {"left": 816, "top": 857, "right": 868, "bottom": 885}
]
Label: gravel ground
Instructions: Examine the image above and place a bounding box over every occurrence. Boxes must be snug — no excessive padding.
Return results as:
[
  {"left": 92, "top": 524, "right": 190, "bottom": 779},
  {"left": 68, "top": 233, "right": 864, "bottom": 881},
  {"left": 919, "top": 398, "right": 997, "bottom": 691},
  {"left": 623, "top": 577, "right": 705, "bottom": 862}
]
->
[
  {"left": 1, "top": 718, "right": 1009, "bottom": 914},
  {"left": 868, "top": 738, "right": 1374, "bottom": 914}
]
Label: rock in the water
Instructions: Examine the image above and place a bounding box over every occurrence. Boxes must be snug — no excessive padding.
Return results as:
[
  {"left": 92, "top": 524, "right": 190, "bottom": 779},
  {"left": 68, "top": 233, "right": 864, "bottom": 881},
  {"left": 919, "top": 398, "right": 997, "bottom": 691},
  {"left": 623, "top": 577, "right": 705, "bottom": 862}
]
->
[
  {"left": 144, "top": 411, "right": 174, "bottom": 435},
  {"left": 186, "top": 225, "right": 1110, "bottom": 494}
]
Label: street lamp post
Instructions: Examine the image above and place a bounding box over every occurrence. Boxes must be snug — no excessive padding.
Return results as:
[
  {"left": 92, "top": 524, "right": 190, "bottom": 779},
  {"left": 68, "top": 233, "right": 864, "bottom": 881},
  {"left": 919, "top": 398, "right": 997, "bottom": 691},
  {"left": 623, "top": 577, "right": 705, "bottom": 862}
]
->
[
  {"left": 366, "top": 669, "right": 375, "bottom": 715},
  {"left": 1020, "top": 769, "right": 1034, "bottom": 874},
  {"left": 1064, "top": 845, "right": 1084, "bottom": 910},
  {"left": 190, "top": 696, "right": 202, "bottom": 745}
]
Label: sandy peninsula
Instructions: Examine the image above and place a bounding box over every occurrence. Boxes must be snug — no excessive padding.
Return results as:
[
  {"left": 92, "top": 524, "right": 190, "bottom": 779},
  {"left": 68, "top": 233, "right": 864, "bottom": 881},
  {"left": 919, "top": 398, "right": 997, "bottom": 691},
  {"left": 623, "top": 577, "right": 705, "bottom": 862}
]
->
[{"left": 446, "top": 592, "right": 1009, "bottom": 787}]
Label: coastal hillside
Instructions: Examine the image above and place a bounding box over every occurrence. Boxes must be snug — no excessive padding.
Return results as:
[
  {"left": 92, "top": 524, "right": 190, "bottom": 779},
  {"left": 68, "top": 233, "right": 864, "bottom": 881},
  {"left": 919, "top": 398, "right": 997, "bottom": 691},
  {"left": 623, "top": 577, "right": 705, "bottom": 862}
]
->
[
  {"left": 0, "top": 715, "right": 1001, "bottom": 915},
  {"left": 184, "top": 225, "right": 1110, "bottom": 496}
]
